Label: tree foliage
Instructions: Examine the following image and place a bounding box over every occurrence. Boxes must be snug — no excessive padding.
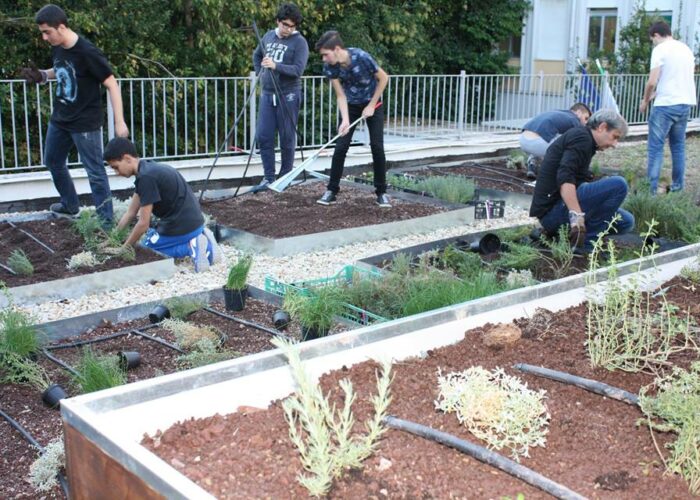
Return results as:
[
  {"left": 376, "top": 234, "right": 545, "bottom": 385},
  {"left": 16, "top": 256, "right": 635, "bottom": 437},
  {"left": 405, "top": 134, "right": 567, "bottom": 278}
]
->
[{"left": 1, "top": 0, "right": 530, "bottom": 78}]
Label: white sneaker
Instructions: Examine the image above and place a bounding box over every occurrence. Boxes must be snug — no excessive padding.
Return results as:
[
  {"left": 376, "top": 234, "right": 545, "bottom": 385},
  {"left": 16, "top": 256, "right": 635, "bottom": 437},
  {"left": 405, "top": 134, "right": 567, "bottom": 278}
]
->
[
  {"left": 203, "top": 227, "right": 222, "bottom": 264},
  {"left": 190, "top": 234, "right": 210, "bottom": 272}
]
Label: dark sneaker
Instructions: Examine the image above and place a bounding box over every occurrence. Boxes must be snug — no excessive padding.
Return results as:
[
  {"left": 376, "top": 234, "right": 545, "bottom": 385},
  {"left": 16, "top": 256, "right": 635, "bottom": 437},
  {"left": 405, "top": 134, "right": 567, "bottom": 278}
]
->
[
  {"left": 203, "top": 227, "right": 221, "bottom": 265},
  {"left": 249, "top": 178, "right": 271, "bottom": 193},
  {"left": 526, "top": 155, "right": 537, "bottom": 179},
  {"left": 191, "top": 233, "right": 211, "bottom": 272},
  {"left": 375, "top": 193, "right": 392, "bottom": 208},
  {"left": 317, "top": 190, "right": 337, "bottom": 205},
  {"left": 49, "top": 203, "right": 79, "bottom": 216}
]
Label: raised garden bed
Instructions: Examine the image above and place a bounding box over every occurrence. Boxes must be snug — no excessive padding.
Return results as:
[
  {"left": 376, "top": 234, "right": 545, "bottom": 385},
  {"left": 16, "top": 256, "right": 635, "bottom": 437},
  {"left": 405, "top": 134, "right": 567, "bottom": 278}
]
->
[
  {"left": 0, "top": 215, "right": 174, "bottom": 307},
  {"left": 58, "top": 242, "right": 700, "bottom": 498},
  {"left": 0, "top": 285, "right": 352, "bottom": 498},
  {"left": 203, "top": 182, "right": 476, "bottom": 256}
]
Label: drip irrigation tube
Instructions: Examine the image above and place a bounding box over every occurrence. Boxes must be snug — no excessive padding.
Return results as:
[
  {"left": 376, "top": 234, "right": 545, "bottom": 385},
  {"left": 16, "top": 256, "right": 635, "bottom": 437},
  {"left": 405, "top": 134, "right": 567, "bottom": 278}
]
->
[
  {"left": 0, "top": 262, "right": 18, "bottom": 275},
  {"left": 0, "top": 408, "right": 70, "bottom": 498},
  {"left": 40, "top": 349, "right": 80, "bottom": 377},
  {"left": 428, "top": 163, "right": 528, "bottom": 184},
  {"left": 514, "top": 363, "right": 640, "bottom": 406},
  {"left": 202, "top": 306, "right": 288, "bottom": 338},
  {"left": 130, "top": 329, "right": 186, "bottom": 354},
  {"left": 6, "top": 220, "right": 56, "bottom": 254},
  {"left": 382, "top": 416, "right": 586, "bottom": 500}
]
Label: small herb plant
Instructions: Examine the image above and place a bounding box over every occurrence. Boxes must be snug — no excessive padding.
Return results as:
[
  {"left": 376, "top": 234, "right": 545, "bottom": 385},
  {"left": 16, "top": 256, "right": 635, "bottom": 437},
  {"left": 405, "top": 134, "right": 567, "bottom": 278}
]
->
[
  {"left": 28, "top": 438, "right": 65, "bottom": 493},
  {"left": 538, "top": 225, "right": 576, "bottom": 279},
  {"left": 623, "top": 190, "right": 700, "bottom": 243},
  {"left": 639, "top": 362, "right": 700, "bottom": 494},
  {"left": 177, "top": 338, "right": 240, "bottom": 369},
  {"left": 435, "top": 366, "right": 550, "bottom": 461},
  {"left": 7, "top": 249, "right": 34, "bottom": 276},
  {"left": 67, "top": 251, "right": 100, "bottom": 270},
  {"left": 0, "top": 308, "right": 41, "bottom": 357},
  {"left": 272, "top": 337, "right": 393, "bottom": 497},
  {"left": 0, "top": 350, "right": 52, "bottom": 391},
  {"left": 161, "top": 318, "right": 223, "bottom": 350},
  {"left": 284, "top": 288, "right": 344, "bottom": 335},
  {"left": 225, "top": 254, "right": 253, "bottom": 290},
  {"left": 72, "top": 349, "right": 126, "bottom": 394},
  {"left": 164, "top": 297, "right": 205, "bottom": 320},
  {"left": 586, "top": 219, "right": 699, "bottom": 373}
]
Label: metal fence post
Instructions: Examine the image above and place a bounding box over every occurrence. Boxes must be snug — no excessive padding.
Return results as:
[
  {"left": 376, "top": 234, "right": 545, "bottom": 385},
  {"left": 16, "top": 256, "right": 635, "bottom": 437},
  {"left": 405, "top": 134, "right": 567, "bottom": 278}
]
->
[
  {"left": 249, "top": 71, "right": 257, "bottom": 149},
  {"left": 457, "top": 70, "right": 466, "bottom": 133},
  {"left": 106, "top": 86, "right": 115, "bottom": 139},
  {"left": 536, "top": 70, "right": 544, "bottom": 114}
]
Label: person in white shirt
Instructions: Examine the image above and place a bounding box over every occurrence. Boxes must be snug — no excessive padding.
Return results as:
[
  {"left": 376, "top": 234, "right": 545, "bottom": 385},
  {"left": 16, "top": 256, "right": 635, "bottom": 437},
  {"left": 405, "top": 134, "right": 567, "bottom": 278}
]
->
[{"left": 640, "top": 21, "right": 697, "bottom": 194}]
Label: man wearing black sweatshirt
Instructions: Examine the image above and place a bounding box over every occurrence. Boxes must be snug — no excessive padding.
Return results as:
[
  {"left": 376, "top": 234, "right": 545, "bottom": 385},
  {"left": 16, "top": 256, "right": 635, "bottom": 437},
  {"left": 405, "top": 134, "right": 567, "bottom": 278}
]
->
[{"left": 251, "top": 3, "right": 309, "bottom": 192}]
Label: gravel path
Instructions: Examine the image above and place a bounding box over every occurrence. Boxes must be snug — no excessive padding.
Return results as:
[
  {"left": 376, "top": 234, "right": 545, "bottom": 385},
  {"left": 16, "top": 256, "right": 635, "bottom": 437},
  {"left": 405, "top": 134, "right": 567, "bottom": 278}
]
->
[{"left": 16, "top": 206, "right": 535, "bottom": 323}]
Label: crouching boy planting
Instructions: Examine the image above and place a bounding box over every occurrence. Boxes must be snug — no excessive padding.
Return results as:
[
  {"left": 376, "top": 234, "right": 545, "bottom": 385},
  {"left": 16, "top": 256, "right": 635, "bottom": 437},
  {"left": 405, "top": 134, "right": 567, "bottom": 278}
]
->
[{"left": 103, "top": 137, "right": 220, "bottom": 272}]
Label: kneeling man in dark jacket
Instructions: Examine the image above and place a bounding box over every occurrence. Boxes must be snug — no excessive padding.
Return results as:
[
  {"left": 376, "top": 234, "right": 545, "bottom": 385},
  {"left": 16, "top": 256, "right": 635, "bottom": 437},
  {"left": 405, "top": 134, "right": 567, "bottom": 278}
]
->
[{"left": 529, "top": 109, "right": 634, "bottom": 250}]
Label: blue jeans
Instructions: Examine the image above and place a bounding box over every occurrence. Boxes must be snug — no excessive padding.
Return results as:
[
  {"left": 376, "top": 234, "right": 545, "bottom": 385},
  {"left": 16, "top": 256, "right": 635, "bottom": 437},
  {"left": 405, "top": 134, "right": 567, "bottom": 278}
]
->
[
  {"left": 647, "top": 104, "right": 690, "bottom": 193},
  {"left": 44, "top": 122, "right": 113, "bottom": 223},
  {"left": 539, "top": 176, "right": 635, "bottom": 250},
  {"left": 142, "top": 226, "right": 204, "bottom": 259},
  {"left": 256, "top": 91, "right": 301, "bottom": 182}
]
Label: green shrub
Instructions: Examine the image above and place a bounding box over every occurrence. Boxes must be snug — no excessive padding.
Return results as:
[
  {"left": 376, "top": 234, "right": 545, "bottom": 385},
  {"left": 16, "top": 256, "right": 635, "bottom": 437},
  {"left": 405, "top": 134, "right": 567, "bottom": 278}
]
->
[
  {"left": 72, "top": 349, "right": 126, "bottom": 394},
  {"left": 177, "top": 338, "right": 240, "bottom": 369},
  {"left": 493, "top": 242, "right": 540, "bottom": 271},
  {"left": 284, "top": 287, "right": 344, "bottom": 333},
  {"left": 73, "top": 209, "right": 103, "bottom": 249},
  {"left": 0, "top": 309, "right": 41, "bottom": 357},
  {"left": 165, "top": 296, "right": 206, "bottom": 320},
  {"left": 225, "top": 254, "right": 253, "bottom": 290},
  {"left": 7, "top": 249, "right": 34, "bottom": 276},
  {"left": 272, "top": 337, "right": 393, "bottom": 497},
  {"left": 623, "top": 191, "right": 700, "bottom": 243},
  {"left": 639, "top": 362, "right": 700, "bottom": 494}
]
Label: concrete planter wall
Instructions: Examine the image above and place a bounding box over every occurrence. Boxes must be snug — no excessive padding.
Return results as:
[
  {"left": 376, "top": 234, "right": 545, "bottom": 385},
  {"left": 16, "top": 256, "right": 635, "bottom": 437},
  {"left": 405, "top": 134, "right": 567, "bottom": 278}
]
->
[{"left": 60, "top": 243, "right": 700, "bottom": 499}]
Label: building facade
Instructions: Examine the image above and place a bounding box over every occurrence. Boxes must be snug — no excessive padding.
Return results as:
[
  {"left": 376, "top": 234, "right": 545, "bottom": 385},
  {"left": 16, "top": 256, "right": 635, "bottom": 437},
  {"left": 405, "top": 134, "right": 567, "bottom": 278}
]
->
[{"left": 513, "top": 0, "right": 699, "bottom": 75}]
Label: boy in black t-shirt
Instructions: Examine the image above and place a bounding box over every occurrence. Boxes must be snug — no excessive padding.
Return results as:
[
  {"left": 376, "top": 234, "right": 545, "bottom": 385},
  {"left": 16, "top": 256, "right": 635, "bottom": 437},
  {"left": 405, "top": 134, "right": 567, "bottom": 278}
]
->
[
  {"left": 103, "top": 138, "right": 221, "bottom": 273},
  {"left": 22, "top": 4, "right": 129, "bottom": 226}
]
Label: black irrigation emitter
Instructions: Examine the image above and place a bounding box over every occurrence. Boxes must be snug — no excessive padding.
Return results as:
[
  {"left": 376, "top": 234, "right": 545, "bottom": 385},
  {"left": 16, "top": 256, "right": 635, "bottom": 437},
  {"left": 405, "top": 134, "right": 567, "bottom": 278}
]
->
[
  {"left": 0, "top": 408, "right": 70, "bottom": 498},
  {"left": 41, "top": 324, "right": 186, "bottom": 375},
  {"left": 6, "top": 220, "right": 56, "bottom": 254},
  {"left": 202, "top": 306, "right": 289, "bottom": 338}
]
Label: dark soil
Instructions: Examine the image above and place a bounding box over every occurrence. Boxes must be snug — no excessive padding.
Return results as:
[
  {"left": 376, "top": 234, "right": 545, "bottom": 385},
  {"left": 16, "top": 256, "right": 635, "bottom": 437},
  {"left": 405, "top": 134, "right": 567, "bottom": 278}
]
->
[
  {"left": 0, "top": 219, "right": 162, "bottom": 288},
  {"left": 202, "top": 182, "right": 445, "bottom": 239},
  {"left": 403, "top": 159, "right": 536, "bottom": 195},
  {"left": 143, "top": 277, "right": 700, "bottom": 499},
  {"left": 0, "top": 297, "right": 348, "bottom": 499}
]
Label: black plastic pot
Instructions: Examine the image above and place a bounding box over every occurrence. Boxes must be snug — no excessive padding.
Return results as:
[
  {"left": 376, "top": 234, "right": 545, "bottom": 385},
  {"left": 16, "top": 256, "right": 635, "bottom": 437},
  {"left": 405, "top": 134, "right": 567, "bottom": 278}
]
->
[
  {"left": 118, "top": 351, "right": 141, "bottom": 370},
  {"left": 469, "top": 233, "right": 501, "bottom": 255},
  {"left": 42, "top": 384, "right": 68, "bottom": 409},
  {"left": 301, "top": 325, "right": 328, "bottom": 341},
  {"left": 148, "top": 304, "right": 171, "bottom": 324},
  {"left": 272, "top": 310, "right": 291, "bottom": 330},
  {"left": 223, "top": 286, "right": 247, "bottom": 312}
]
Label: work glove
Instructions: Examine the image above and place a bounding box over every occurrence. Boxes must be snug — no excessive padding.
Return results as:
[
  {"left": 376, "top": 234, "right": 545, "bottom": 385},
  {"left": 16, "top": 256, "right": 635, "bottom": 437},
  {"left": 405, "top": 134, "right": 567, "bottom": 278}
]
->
[
  {"left": 20, "top": 63, "right": 47, "bottom": 84},
  {"left": 568, "top": 210, "right": 586, "bottom": 248}
]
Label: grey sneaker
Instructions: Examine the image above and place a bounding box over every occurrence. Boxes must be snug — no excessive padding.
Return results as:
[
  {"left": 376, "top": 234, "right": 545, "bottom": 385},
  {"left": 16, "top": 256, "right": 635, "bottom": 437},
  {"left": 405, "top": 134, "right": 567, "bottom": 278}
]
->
[
  {"left": 375, "top": 193, "right": 392, "bottom": 208},
  {"left": 317, "top": 190, "right": 337, "bottom": 205},
  {"left": 526, "top": 155, "right": 537, "bottom": 179},
  {"left": 191, "top": 233, "right": 211, "bottom": 272},
  {"left": 203, "top": 227, "right": 221, "bottom": 265},
  {"left": 49, "top": 202, "right": 79, "bottom": 216},
  {"left": 249, "top": 178, "right": 271, "bottom": 193}
]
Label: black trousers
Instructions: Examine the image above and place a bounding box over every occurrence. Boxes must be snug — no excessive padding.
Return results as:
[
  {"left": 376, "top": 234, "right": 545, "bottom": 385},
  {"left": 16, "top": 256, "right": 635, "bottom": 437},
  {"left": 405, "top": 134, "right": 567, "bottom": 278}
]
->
[{"left": 327, "top": 102, "right": 386, "bottom": 194}]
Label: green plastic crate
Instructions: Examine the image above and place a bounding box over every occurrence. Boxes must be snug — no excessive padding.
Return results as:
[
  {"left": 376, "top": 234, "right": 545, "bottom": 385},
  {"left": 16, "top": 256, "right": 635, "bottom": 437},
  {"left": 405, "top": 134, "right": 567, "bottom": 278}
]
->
[{"left": 264, "top": 265, "right": 386, "bottom": 326}]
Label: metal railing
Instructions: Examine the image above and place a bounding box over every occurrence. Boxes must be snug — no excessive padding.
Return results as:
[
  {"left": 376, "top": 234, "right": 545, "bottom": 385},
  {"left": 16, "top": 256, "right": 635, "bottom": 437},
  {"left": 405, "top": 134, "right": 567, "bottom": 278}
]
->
[{"left": 2, "top": 72, "right": 699, "bottom": 173}]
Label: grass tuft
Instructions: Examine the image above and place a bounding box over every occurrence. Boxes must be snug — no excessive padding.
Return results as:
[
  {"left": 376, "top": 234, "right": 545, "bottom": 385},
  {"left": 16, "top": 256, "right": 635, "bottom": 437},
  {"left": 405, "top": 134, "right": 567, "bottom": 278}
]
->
[
  {"left": 72, "top": 349, "right": 126, "bottom": 394},
  {"left": 7, "top": 249, "right": 34, "bottom": 276}
]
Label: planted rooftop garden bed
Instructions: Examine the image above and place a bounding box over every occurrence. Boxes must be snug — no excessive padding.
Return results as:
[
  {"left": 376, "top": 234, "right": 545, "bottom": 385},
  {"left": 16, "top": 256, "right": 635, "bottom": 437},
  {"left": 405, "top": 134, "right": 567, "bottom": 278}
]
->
[
  {"left": 142, "top": 248, "right": 700, "bottom": 498},
  {"left": 202, "top": 182, "right": 448, "bottom": 239}
]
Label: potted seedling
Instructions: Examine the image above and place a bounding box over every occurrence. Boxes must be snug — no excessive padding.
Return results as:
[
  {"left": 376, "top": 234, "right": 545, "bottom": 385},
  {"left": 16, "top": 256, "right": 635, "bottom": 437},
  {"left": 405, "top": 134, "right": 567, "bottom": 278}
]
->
[
  {"left": 283, "top": 287, "right": 344, "bottom": 341},
  {"left": 223, "top": 255, "right": 253, "bottom": 311}
]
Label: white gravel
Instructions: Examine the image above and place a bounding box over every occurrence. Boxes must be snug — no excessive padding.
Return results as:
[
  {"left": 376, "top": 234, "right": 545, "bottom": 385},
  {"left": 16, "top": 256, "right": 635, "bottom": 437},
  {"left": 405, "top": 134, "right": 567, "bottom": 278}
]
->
[{"left": 19, "top": 205, "right": 536, "bottom": 323}]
